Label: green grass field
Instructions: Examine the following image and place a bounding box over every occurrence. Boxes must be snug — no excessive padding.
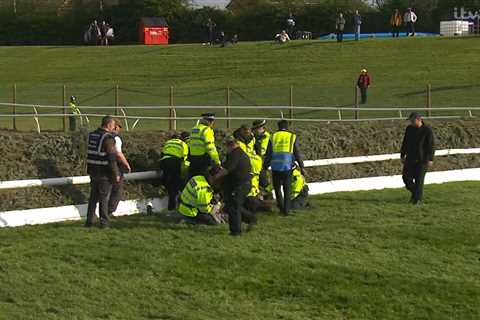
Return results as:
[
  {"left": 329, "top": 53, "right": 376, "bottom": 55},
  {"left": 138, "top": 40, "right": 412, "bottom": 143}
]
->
[
  {"left": 1, "top": 37, "right": 480, "bottom": 130},
  {"left": 0, "top": 182, "right": 479, "bottom": 319}
]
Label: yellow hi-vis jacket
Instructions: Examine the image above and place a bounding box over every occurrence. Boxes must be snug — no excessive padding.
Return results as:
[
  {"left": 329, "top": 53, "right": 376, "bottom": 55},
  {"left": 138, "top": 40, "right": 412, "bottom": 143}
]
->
[
  {"left": 161, "top": 138, "right": 189, "bottom": 161},
  {"left": 271, "top": 130, "right": 296, "bottom": 172},
  {"left": 238, "top": 138, "right": 263, "bottom": 197},
  {"left": 188, "top": 123, "right": 220, "bottom": 165},
  {"left": 70, "top": 102, "right": 82, "bottom": 115},
  {"left": 291, "top": 167, "right": 306, "bottom": 200},
  {"left": 257, "top": 131, "right": 271, "bottom": 157},
  {"left": 178, "top": 175, "right": 214, "bottom": 217}
]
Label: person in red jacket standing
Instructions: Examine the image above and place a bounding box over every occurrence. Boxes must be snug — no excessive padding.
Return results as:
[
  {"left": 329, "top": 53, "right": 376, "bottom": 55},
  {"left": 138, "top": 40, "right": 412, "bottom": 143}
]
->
[{"left": 357, "top": 69, "right": 371, "bottom": 104}]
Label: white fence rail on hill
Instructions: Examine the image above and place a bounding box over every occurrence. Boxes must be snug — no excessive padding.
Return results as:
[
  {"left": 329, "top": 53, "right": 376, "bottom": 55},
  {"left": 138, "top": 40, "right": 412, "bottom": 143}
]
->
[
  {"left": 0, "top": 147, "right": 479, "bottom": 227},
  {"left": 0, "top": 102, "right": 479, "bottom": 132}
]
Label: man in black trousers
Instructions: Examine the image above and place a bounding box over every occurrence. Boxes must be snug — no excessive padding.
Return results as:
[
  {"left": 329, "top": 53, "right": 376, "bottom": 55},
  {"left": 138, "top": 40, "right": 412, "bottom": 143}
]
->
[
  {"left": 264, "top": 120, "right": 305, "bottom": 216},
  {"left": 401, "top": 112, "right": 435, "bottom": 205},
  {"left": 215, "top": 136, "right": 256, "bottom": 236},
  {"left": 85, "top": 116, "right": 121, "bottom": 228}
]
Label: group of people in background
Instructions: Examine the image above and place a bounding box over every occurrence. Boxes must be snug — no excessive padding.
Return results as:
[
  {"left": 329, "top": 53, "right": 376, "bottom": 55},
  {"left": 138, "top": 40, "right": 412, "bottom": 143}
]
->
[
  {"left": 84, "top": 20, "right": 114, "bottom": 45},
  {"left": 205, "top": 18, "right": 239, "bottom": 47},
  {"left": 391, "top": 8, "right": 418, "bottom": 37},
  {"left": 335, "top": 7, "right": 418, "bottom": 42}
]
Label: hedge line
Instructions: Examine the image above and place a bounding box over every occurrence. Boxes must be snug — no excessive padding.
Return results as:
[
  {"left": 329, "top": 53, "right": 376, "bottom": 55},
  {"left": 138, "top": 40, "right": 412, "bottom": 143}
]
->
[{"left": 0, "top": 1, "right": 456, "bottom": 45}]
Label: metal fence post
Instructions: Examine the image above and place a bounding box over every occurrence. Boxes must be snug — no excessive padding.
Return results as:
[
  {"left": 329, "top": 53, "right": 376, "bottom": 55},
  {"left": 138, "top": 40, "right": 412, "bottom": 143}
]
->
[
  {"left": 426, "top": 84, "right": 432, "bottom": 117},
  {"left": 62, "top": 85, "right": 67, "bottom": 132},
  {"left": 115, "top": 85, "right": 119, "bottom": 116},
  {"left": 354, "top": 83, "right": 359, "bottom": 120},
  {"left": 289, "top": 85, "right": 294, "bottom": 123},
  {"left": 12, "top": 84, "right": 17, "bottom": 131},
  {"left": 225, "top": 86, "right": 231, "bottom": 130},
  {"left": 169, "top": 86, "right": 176, "bottom": 130}
]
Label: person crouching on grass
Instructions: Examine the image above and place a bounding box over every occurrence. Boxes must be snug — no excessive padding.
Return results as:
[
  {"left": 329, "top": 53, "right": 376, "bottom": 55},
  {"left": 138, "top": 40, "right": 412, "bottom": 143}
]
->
[{"left": 401, "top": 112, "right": 435, "bottom": 206}]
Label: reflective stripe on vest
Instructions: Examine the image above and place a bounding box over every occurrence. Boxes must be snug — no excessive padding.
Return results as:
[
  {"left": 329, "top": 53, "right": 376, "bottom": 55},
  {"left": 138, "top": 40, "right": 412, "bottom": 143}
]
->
[
  {"left": 238, "top": 139, "right": 263, "bottom": 176},
  {"left": 86, "top": 130, "right": 111, "bottom": 167},
  {"left": 189, "top": 124, "right": 209, "bottom": 156},
  {"left": 161, "top": 139, "right": 186, "bottom": 160},
  {"left": 70, "top": 102, "right": 82, "bottom": 115},
  {"left": 178, "top": 176, "right": 213, "bottom": 217},
  {"left": 271, "top": 131, "right": 296, "bottom": 171}
]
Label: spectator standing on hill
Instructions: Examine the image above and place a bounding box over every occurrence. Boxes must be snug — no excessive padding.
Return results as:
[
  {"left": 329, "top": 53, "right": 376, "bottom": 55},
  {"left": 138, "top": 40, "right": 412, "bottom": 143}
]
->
[
  {"left": 206, "top": 18, "right": 217, "bottom": 45},
  {"left": 391, "top": 9, "right": 403, "bottom": 37},
  {"left": 286, "top": 12, "right": 296, "bottom": 38},
  {"left": 336, "top": 13, "right": 346, "bottom": 42},
  {"left": 100, "top": 21, "right": 110, "bottom": 45},
  {"left": 404, "top": 8, "right": 418, "bottom": 37},
  {"left": 357, "top": 69, "right": 371, "bottom": 104},
  {"left": 353, "top": 10, "right": 362, "bottom": 41},
  {"left": 401, "top": 113, "right": 435, "bottom": 206}
]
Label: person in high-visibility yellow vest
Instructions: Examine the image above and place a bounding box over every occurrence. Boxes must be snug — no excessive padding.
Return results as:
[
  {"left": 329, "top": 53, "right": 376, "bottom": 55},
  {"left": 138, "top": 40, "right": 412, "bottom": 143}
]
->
[
  {"left": 234, "top": 125, "right": 261, "bottom": 197},
  {"left": 161, "top": 132, "right": 190, "bottom": 210},
  {"left": 69, "top": 96, "right": 82, "bottom": 131},
  {"left": 264, "top": 120, "right": 305, "bottom": 216},
  {"left": 252, "top": 119, "right": 273, "bottom": 195},
  {"left": 188, "top": 113, "right": 220, "bottom": 177},
  {"left": 177, "top": 174, "right": 218, "bottom": 225},
  {"left": 291, "top": 166, "right": 310, "bottom": 210}
]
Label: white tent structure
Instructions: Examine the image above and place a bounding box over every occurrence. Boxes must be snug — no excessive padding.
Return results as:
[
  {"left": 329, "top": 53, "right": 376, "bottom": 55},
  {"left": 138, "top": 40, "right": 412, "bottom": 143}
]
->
[{"left": 191, "top": 0, "right": 230, "bottom": 9}]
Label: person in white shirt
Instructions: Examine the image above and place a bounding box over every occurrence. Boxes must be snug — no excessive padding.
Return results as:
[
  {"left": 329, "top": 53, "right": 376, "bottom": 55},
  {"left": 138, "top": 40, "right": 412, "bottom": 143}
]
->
[
  {"left": 404, "top": 8, "right": 418, "bottom": 37},
  {"left": 108, "top": 120, "right": 131, "bottom": 217},
  {"left": 275, "top": 30, "right": 291, "bottom": 44}
]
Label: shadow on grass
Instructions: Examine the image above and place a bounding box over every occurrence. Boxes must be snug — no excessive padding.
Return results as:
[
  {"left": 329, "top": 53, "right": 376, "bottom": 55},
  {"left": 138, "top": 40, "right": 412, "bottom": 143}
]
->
[
  {"left": 271, "top": 39, "right": 357, "bottom": 50},
  {"left": 398, "top": 84, "right": 479, "bottom": 97}
]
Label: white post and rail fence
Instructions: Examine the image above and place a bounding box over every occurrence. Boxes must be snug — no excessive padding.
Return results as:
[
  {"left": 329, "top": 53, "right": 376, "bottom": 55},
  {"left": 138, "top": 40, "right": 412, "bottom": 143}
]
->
[
  {"left": 1, "top": 148, "right": 480, "bottom": 228},
  {"left": 0, "top": 103, "right": 479, "bottom": 133},
  {"left": 0, "top": 82, "right": 477, "bottom": 131}
]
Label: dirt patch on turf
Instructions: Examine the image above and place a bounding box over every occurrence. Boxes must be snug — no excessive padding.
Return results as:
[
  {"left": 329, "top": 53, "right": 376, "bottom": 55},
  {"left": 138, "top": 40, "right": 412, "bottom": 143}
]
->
[{"left": 1, "top": 119, "right": 479, "bottom": 211}]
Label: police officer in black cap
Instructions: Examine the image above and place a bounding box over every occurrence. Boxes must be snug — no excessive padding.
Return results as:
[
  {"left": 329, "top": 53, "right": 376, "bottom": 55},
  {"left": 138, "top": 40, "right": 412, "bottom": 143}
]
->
[
  {"left": 188, "top": 113, "right": 221, "bottom": 177},
  {"left": 401, "top": 112, "right": 435, "bottom": 205},
  {"left": 85, "top": 116, "right": 121, "bottom": 228}
]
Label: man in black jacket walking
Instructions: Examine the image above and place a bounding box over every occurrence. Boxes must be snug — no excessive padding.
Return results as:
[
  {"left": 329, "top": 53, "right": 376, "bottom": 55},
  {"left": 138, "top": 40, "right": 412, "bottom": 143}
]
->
[{"left": 401, "top": 112, "right": 434, "bottom": 205}]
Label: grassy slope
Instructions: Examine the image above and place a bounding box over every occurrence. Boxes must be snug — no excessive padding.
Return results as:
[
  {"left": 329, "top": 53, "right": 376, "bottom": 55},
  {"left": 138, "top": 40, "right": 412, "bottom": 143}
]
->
[
  {"left": 0, "top": 37, "right": 480, "bottom": 130},
  {"left": 0, "top": 182, "right": 479, "bottom": 319}
]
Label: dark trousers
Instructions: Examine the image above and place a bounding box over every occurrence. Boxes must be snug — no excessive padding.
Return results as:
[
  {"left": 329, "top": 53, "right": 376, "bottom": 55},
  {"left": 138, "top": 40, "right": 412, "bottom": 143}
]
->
[
  {"left": 360, "top": 87, "right": 368, "bottom": 104},
  {"left": 407, "top": 22, "right": 415, "bottom": 36},
  {"left": 291, "top": 186, "right": 309, "bottom": 210},
  {"left": 86, "top": 176, "right": 112, "bottom": 227},
  {"left": 161, "top": 157, "right": 183, "bottom": 210},
  {"left": 272, "top": 170, "right": 292, "bottom": 215},
  {"left": 188, "top": 154, "right": 211, "bottom": 178},
  {"left": 225, "top": 182, "right": 256, "bottom": 235},
  {"left": 183, "top": 212, "right": 218, "bottom": 225},
  {"left": 69, "top": 115, "right": 76, "bottom": 131},
  {"left": 108, "top": 177, "right": 123, "bottom": 215},
  {"left": 402, "top": 161, "right": 427, "bottom": 202},
  {"left": 392, "top": 26, "right": 400, "bottom": 37},
  {"left": 336, "top": 30, "right": 343, "bottom": 42}
]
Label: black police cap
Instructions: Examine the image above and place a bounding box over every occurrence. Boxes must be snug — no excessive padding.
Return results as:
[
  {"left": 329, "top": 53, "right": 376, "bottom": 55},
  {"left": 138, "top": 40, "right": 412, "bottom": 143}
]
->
[{"left": 201, "top": 113, "right": 215, "bottom": 121}]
